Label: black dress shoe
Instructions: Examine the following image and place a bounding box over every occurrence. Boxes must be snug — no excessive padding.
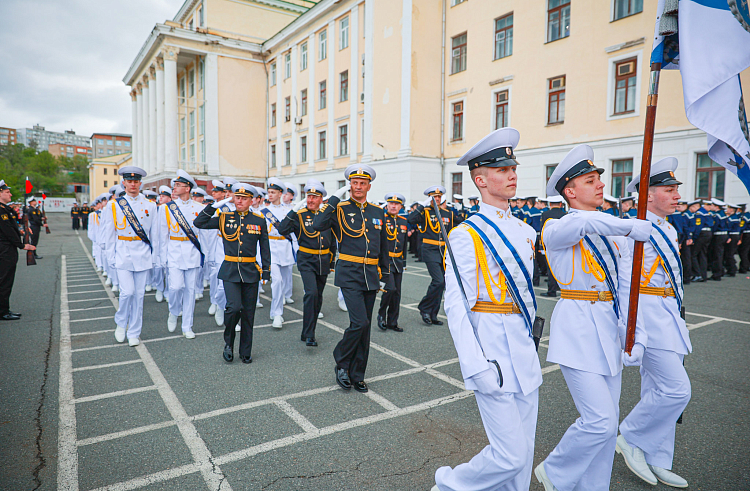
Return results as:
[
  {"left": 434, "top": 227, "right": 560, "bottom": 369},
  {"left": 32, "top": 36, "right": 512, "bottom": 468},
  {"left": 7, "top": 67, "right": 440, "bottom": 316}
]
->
[
  {"left": 241, "top": 355, "right": 252, "bottom": 364},
  {"left": 709, "top": 276, "right": 722, "bottom": 281},
  {"left": 727, "top": 273, "right": 736, "bottom": 277},
  {"left": 377, "top": 315, "right": 387, "bottom": 331},
  {"left": 421, "top": 312, "right": 432, "bottom": 325},
  {"left": 387, "top": 325, "right": 404, "bottom": 332},
  {"left": 305, "top": 337, "right": 318, "bottom": 346},
  {"left": 300, "top": 335, "right": 307, "bottom": 342},
  {"left": 34, "top": 254, "right": 43, "bottom": 259},
  {"left": 353, "top": 381, "right": 368, "bottom": 393},
  {"left": 335, "top": 367, "right": 352, "bottom": 390},
  {"left": 8, "top": 311, "right": 21, "bottom": 317},
  {"left": 542, "top": 292, "right": 557, "bottom": 298},
  {"left": 0, "top": 313, "right": 21, "bottom": 321},
  {"left": 223, "top": 345, "right": 233, "bottom": 363},
  {"left": 430, "top": 318, "right": 444, "bottom": 326}
]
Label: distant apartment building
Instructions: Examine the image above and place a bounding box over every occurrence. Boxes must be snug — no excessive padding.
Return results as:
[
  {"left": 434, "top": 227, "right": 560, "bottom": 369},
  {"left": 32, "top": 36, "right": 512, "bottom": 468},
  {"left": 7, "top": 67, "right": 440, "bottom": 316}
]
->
[
  {"left": 91, "top": 133, "right": 132, "bottom": 158},
  {"left": 16, "top": 125, "right": 91, "bottom": 154},
  {"left": 48, "top": 143, "right": 93, "bottom": 160},
  {"left": 0, "top": 127, "right": 17, "bottom": 146}
]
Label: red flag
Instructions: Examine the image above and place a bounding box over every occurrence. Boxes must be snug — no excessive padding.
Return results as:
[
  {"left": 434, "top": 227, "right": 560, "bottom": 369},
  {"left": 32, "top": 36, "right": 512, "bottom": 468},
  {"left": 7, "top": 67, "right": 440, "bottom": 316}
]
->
[
  {"left": 25, "top": 177, "right": 32, "bottom": 194},
  {"left": 42, "top": 193, "right": 47, "bottom": 200}
]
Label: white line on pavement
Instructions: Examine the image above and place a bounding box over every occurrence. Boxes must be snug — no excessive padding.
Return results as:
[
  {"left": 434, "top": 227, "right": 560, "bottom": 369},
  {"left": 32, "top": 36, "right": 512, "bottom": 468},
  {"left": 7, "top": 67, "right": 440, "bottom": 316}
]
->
[
  {"left": 73, "top": 386, "right": 158, "bottom": 404},
  {"left": 73, "top": 359, "right": 143, "bottom": 372},
  {"left": 67, "top": 290, "right": 107, "bottom": 295},
  {"left": 76, "top": 420, "right": 179, "bottom": 447},
  {"left": 57, "top": 256, "right": 79, "bottom": 491},
  {"left": 687, "top": 318, "right": 724, "bottom": 330},
  {"left": 71, "top": 329, "right": 112, "bottom": 337},
  {"left": 274, "top": 400, "right": 318, "bottom": 433},
  {"left": 67, "top": 297, "right": 110, "bottom": 303},
  {"left": 63, "top": 305, "right": 115, "bottom": 313},
  {"left": 66, "top": 283, "right": 103, "bottom": 288},
  {"left": 70, "top": 316, "right": 114, "bottom": 323},
  {"left": 687, "top": 311, "right": 750, "bottom": 326},
  {"left": 364, "top": 389, "right": 400, "bottom": 411}
]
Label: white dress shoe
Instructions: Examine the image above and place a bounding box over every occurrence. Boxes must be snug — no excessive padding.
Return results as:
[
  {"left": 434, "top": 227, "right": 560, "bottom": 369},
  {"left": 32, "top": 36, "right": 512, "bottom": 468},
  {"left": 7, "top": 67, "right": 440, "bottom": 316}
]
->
[
  {"left": 184, "top": 330, "right": 196, "bottom": 339},
  {"left": 128, "top": 337, "right": 140, "bottom": 347},
  {"left": 430, "top": 486, "right": 439, "bottom": 491},
  {"left": 145, "top": 285, "right": 152, "bottom": 292},
  {"left": 195, "top": 293, "right": 203, "bottom": 301},
  {"left": 285, "top": 297, "right": 294, "bottom": 304},
  {"left": 235, "top": 324, "right": 241, "bottom": 332},
  {"left": 179, "top": 311, "right": 183, "bottom": 317},
  {"left": 256, "top": 301, "right": 263, "bottom": 308},
  {"left": 114, "top": 326, "right": 126, "bottom": 343},
  {"left": 318, "top": 312, "right": 324, "bottom": 319},
  {"left": 259, "top": 285, "right": 265, "bottom": 293},
  {"left": 155, "top": 290, "right": 164, "bottom": 303},
  {"left": 97, "top": 267, "right": 103, "bottom": 273},
  {"left": 102, "top": 271, "right": 108, "bottom": 277},
  {"left": 534, "top": 462, "right": 559, "bottom": 491},
  {"left": 168, "top": 313, "right": 178, "bottom": 332},
  {"left": 112, "top": 285, "right": 119, "bottom": 294},
  {"left": 338, "top": 297, "right": 348, "bottom": 312},
  {"left": 203, "top": 279, "right": 209, "bottom": 288},
  {"left": 272, "top": 315, "right": 283, "bottom": 329},
  {"left": 208, "top": 303, "right": 217, "bottom": 315},
  {"left": 105, "top": 277, "right": 112, "bottom": 286},
  {"left": 648, "top": 465, "right": 688, "bottom": 488},
  {"left": 616, "top": 435, "right": 657, "bottom": 485},
  {"left": 215, "top": 309, "right": 225, "bottom": 326}
]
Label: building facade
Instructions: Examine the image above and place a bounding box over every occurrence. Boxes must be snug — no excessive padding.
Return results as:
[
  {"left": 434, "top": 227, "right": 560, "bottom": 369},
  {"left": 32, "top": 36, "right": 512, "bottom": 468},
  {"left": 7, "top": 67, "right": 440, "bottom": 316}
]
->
[
  {"left": 88, "top": 153, "right": 132, "bottom": 202},
  {"left": 91, "top": 133, "right": 132, "bottom": 159},
  {"left": 16, "top": 125, "right": 92, "bottom": 154},
  {"left": 126, "top": 0, "right": 750, "bottom": 204},
  {"left": 48, "top": 143, "right": 93, "bottom": 160},
  {"left": 0, "top": 127, "right": 17, "bottom": 146}
]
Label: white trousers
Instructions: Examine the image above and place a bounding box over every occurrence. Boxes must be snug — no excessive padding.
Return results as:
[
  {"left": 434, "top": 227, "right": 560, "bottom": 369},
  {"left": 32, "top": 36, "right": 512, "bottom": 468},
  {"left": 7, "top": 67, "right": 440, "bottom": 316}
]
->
[
  {"left": 620, "top": 348, "right": 690, "bottom": 469},
  {"left": 208, "top": 262, "right": 226, "bottom": 309},
  {"left": 270, "top": 263, "right": 292, "bottom": 318},
  {"left": 167, "top": 267, "right": 200, "bottom": 331},
  {"left": 114, "top": 270, "right": 148, "bottom": 339},
  {"left": 93, "top": 245, "right": 102, "bottom": 269},
  {"left": 195, "top": 261, "right": 206, "bottom": 291},
  {"left": 150, "top": 266, "right": 165, "bottom": 292},
  {"left": 435, "top": 389, "right": 538, "bottom": 491},
  {"left": 544, "top": 366, "right": 622, "bottom": 491},
  {"left": 284, "top": 265, "right": 293, "bottom": 299}
]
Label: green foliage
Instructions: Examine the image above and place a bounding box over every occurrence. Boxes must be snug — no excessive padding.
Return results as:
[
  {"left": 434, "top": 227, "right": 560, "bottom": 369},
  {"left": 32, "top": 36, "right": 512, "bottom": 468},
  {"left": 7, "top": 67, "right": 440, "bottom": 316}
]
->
[{"left": 0, "top": 143, "right": 89, "bottom": 195}]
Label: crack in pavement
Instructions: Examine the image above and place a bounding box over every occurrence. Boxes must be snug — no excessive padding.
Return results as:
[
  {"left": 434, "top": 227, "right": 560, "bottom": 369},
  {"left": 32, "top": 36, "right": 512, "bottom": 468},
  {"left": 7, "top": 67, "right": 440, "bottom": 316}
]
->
[{"left": 261, "top": 460, "right": 365, "bottom": 490}]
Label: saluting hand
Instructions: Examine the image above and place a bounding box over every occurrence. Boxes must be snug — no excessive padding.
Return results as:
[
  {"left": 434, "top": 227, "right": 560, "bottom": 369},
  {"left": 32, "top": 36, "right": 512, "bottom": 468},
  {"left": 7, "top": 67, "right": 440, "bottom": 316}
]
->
[
  {"left": 214, "top": 197, "right": 233, "bottom": 208},
  {"left": 334, "top": 184, "right": 350, "bottom": 199},
  {"left": 293, "top": 199, "right": 306, "bottom": 212}
]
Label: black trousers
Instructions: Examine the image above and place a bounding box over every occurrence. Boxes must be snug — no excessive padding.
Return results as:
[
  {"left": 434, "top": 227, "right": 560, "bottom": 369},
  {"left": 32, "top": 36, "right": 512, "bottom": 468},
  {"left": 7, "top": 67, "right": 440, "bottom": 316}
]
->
[
  {"left": 681, "top": 243, "right": 693, "bottom": 284},
  {"left": 418, "top": 261, "right": 445, "bottom": 320},
  {"left": 30, "top": 225, "right": 40, "bottom": 247},
  {"left": 692, "top": 231, "right": 712, "bottom": 279},
  {"left": 739, "top": 233, "right": 750, "bottom": 272},
  {"left": 709, "top": 234, "right": 727, "bottom": 277},
  {"left": 378, "top": 270, "right": 403, "bottom": 327},
  {"left": 334, "top": 288, "right": 377, "bottom": 383},
  {"left": 547, "top": 268, "right": 559, "bottom": 295},
  {"left": 300, "top": 269, "right": 327, "bottom": 340},
  {"left": 223, "top": 280, "right": 259, "bottom": 358},
  {"left": 0, "top": 248, "right": 18, "bottom": 315},
  {"left": 82, "top": 215, "right": 89, "bottom": 230},
  {"left": 724, "top": 235, "right": 740, "bottom": 275},
  {"left": 72, "top": 217, "right": 79, "bottom": 230},
  {"left": 408, "top": 233, "right": 418, "bottom": 255}
]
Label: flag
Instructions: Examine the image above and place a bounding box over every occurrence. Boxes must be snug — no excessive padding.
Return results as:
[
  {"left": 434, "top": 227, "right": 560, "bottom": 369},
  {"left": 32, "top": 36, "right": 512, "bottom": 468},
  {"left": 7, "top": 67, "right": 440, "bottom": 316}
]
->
[
  {"left": 651, "top": 0, "right": 750, "bottom": 193},
  {"left": 25, "top": 177, "right": 33, "bottom": 194},
  {"left": 42, "top": 193, "right": 47, "bottom": 200}
]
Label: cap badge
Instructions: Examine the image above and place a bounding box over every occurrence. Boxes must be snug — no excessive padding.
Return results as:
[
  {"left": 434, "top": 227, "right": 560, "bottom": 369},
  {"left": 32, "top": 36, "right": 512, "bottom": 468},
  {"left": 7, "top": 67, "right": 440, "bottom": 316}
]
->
[
  {"left": 505, "top": 147, "right": 512, "bottom": 156},
  {"left": 587, "top": 160, "right": 594, "bottom": 166}
]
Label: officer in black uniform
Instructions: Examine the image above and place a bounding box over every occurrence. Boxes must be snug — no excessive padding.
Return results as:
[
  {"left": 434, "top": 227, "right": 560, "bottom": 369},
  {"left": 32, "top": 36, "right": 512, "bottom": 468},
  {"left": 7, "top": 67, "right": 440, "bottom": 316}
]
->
[
  {"left": 80, "top": 202, "right": 91, "bottom": 230},
  {"left": 71, "top": 202, "right": 80, "bottom": 230},
  {"left": 194, "top": 183, "right": 271, "bottom": 364},
  {"left": 25, "top": 198, "right": 44, "bottom": 259},
  {"left": 691, "top": 199, "right": 713, "bottom": 282},
  {"left": 313, "top": 164, "right": 389, "bottom": 393},
  {"left": 0, "top": 180, "right": 36, "bottom": 320},
  {"left": 277, "top": 179, "right": 335, "bottom": 346},
  {"left": 408, "top": 185, "right": 460, "bottom": 325},
  {"left": 377, "top": 192, "right": 408, "bottom": 332}
]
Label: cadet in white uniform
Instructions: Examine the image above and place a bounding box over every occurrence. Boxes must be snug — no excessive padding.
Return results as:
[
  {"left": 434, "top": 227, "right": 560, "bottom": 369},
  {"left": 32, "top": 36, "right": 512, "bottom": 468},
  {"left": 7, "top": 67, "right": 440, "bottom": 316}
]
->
[
  {"left": 535, "top": 145, "right": 652, "bottom": 491},
  {"left": 102, "top": 167, "right": 157, "bottom": 346},
  {"left": 283, "top": 182, "right": 299, "bottom": 301},
  {"left": 150, "top": 186, "right": 172, "bottom": 303},
  {"left": 207, "top": 180, "right": 228, "bottom": 322},
  {"left": 262, "top": 177, "right": 295, "bottom": 328},
  {"left": 155, "top": 170, "right": 205, "bottom": 338},
  {"left": 617, "top": 158, "right": 692, "bottom": 488},
  {"left": 101, "top": 186, "right": 125, "bottom": 293},
  {"left": 433, "top": 128, "right": 542, "bottom": 491}
]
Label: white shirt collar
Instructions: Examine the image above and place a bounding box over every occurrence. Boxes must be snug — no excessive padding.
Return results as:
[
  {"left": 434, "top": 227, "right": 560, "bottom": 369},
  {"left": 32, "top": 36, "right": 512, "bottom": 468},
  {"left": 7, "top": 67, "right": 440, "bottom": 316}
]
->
[{"left": 479, "top": 202, "right": 512, "bottom": 220}]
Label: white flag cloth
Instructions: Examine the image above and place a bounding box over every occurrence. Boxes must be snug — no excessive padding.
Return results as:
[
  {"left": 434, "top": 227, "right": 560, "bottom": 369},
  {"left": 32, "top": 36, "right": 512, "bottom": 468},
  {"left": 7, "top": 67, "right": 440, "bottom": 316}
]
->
[{"left": 651, "top": 0, "right": 750, "bottom": 192}]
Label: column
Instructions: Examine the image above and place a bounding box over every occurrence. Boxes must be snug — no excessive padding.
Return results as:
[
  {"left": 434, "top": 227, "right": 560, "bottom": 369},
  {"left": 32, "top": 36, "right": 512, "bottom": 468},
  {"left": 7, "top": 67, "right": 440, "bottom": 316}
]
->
[
  {"left": 148, "top": 66, "right": 158, "bottom": 177},
  {"left": 136, "top": 84, "right": 144, "bottom": 168},
  {"left": 163, "top": 47, "right": 180, "bottom": 173},
  {"left": 276, "top": 55, "right": 282, "bottom": 173},
  {"left": 130, "top": 90, "right": 138, "bottom": 167},
  {"left": 326, "top": 19, "right": 335, "bottom": 170},
  {"left": 307, "top": 32, "right": 315, "bottom": 172},
  {"left": 362, "top": 0, "right": 374, "bottom": 163},
  {"left": 349, "top": 4, "right": 359, "bottom": 163},
  {"left": 291, "top": 45, "right": 298, "bottom": 175},
  {"left": 398, "top": 0, "right": 412, "bottom": 158},
  {"left": 155, "top": 58, "right": 166, "bottom": 174},
  {"left": 141, "top": 75, "right": 150, "bottom": 174},
  {"left": 205, "top": 53, "right": 220, "bottom": 176}
]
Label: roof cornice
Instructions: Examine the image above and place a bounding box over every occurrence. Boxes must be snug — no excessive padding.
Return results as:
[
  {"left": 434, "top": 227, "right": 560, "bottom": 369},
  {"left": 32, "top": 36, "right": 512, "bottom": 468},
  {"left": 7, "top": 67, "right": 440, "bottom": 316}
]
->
[{"left": 262, "top": 0, "right": 341, "bottom": 52}]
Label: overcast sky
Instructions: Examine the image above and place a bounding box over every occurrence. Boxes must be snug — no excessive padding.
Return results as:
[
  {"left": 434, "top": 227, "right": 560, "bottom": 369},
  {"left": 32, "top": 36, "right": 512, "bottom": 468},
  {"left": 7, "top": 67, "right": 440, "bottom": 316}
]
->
[{"left": 0, "top": 0, "right": 183, "bottom": 138}]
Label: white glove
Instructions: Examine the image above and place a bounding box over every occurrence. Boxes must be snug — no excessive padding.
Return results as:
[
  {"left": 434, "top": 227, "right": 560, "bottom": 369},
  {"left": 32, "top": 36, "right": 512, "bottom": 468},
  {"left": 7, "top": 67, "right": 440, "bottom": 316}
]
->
[
  {"left": 334, "top": 184, "right": 350, "bottom": 199},
  {"left": 628, "top": 219, "right": 653, "bottom": 242},
  {"left": 214, "top": 197, "right": 233, "bottom": 209},
  {"left": 471, "top": 365, "right": 504, "bottom": 398},
  {"left": 293, "top": 199, "right": 306, "bottom": 212},
  {"left": 261, "top": 279, "right": 268, "bottom": 285},
  {"left": 420, "top": 198, "right": 433, "bottom": 208},
  {"left": 379, "top": 281, "right": 386, "bottom": 290},
  {"left": 622, "top": 343, "right": 645, "bottom": 367}
]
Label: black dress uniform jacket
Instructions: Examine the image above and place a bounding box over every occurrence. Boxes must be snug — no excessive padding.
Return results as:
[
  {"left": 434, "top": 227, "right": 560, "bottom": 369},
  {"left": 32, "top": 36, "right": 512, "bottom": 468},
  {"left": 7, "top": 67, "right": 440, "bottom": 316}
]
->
[
  {"left": 26, "top": 206, "right": 44, "bottom": 227},
  {"left": 0, "top": 203, "right": 23, "bottom": 251},
  {"left": 384, "top": 212, "right": 408, "bottom": 275},
  {"left": 407, "top": 204, "right": 460, "bottom": 263},
  {"left": 194, "top": 204, "right": 271, "bottom": 283},
  {"left": 277, "top": 207, "right": 336, "bottom": 275}
]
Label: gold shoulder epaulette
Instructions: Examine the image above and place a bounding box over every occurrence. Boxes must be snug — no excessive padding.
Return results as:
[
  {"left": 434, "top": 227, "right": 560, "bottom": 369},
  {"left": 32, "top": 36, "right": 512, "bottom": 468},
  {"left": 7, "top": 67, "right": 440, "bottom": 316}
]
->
[
  {"left": 298, "top": 207, "right": 308, "bottom": 213},
  {"left": 338, "top": 200, "right": 350, "bottom": 206},
  {"left": 370, "top": 202, "right": 383, "bottom": 210},
  {"left": 397, "top": 215, "right": 407, "bottom": 221},
  {"left": 253, "top": 212, "right": 263, "bottom": 218}
]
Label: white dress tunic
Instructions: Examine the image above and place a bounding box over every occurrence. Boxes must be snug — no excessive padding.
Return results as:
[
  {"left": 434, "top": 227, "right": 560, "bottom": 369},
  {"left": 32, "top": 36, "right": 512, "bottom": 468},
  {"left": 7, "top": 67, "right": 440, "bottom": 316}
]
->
[{"left": 264, "top": 203, "right": 294, "bottom": 318}]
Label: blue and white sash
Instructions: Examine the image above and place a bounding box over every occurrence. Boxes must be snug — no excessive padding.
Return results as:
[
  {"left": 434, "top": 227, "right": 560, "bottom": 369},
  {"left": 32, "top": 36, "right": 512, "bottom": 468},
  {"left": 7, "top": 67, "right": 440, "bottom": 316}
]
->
[
  {"left": 582, "top": 235, "right": 620, "bottom": 318},
  {"left": 261, "top": 207, "right": 296, "bottom": 261},
  {"left": 115, "top": 198, "right": 152, "bottom": 252},
  {"left": 167, "top": 201, "right": 204, "bottom": 266},
  {"left": 463, "top": 214, "right": 537, "bottom": 336},
  {"left": 649, "top": 223, "right": 684, "bottom": 311}
]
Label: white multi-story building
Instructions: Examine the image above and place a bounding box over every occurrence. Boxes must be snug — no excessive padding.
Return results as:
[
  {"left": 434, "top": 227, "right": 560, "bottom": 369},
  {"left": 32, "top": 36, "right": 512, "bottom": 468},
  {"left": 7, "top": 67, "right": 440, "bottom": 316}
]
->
[{"left": 17, "top": 125, "right": 92, "bottom": 154}]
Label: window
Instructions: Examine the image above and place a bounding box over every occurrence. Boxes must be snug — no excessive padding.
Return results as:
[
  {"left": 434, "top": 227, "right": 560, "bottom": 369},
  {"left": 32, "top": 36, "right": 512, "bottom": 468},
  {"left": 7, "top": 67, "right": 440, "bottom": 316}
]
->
[
  {"left": 199, "top": 59, "right": 204, "bottom": 90},
  {"left": 300, "top": 135, "right": 307, "bottom": 162},
  {"left": 271, "top": 103, "right": 276, "bottom": 127},
  {"left": 116, "top": 140, "right": 122, "bottom": 146},
  {"left": 452, "top": 173, "right": 463, "bottom": 197},
  {"left": 319, "top": 131, "right": 326, "bottom": 159},
  {"left": 181, "top": 146, "right": 186, "bottom": 160},
  {"left": 614, "top": 0, "right": 643, "bottom": 20},
  {"left": 189, "top": 69, "right": 195, "bottom": 97},
  {"left": 271, "top": 144, "right": 276, "bottom": 166},
  {"left": 189, "top": 111, "right": 195, "bottom": 141},
  {"left": 340, "top": 17, "right": 349, "bottom": 50},
  {"left": 611, "top": 159, "right": 633, "bottom": 198},
  {"left": 340, "top": 71, "right": 349, "bottom": 102},
  {"left": 190, "top": 143, "right": 195, "bottom": 162},
  {"left": 285, "top": 140, "right": 291, "bottom": 165},
  {"left": 451, "top": 33, "right": 467, "bottom": 74},
  {"left": 547, "top": 76, "right": 565, "bottom": 124},
  {"left": 103, "top": 168, "right": 108, "bottom": 175},
  {"left": 97, "top": 139, "right": 104, "bottom": 145},
  {"left": 695, "top": 153, "right": 725, "bottom": 200},
  {"left": 301, "top": 89, "right": 308, "bottom": 116},
  {"left": 200, "top": 139, "right": 205, "bottom": 162},
  {"left": 545, "top": 164, "right": 558, "bottom": 185},
  {"left": 108, "top": 149, "right": 113, "bottom": 155},
  {"left": 613, "top": 58, "right": 637, "bottom": 115},
  {"left": 300, "top": 42, "right": 308, "bottom": 71},
  {"left": 199, "top": 104, "right": 205, "bottom": 135},
  {"left": 270, "top": 63, "right": 276, "bottom": 86},
  {"left": 98, "top": 149, "right": 103, "bottom": 154},
  {"left": 198, "top": 7, "right": 204, "bottom": 26},
  {"left": 319, "top": 30, "right": 327, "bottom": 60},
  {"left": 547, "top": 0, "right": 570, "bottom": 42},
  {"left": 494, "top": 14, "right": 513, "bottom": 60},
  {"left": 125, "top": 141, "right": 130, "bottom": 147},
  {"left": 285, "top": 97, "right": 291, "bottom": 122},
  {"left": 452, "top": 0, "right": 466, "bottom": 5},
  {"left": 180, "top": 77, "right": 186, "bottom": 100},
  {"left": 319, "top": 81, "right": 327, "bottom": 109},
  {"left": 104, "top": 180, "right": 107, "bottom": 187},
  {"left": 188, "top": 19, "right": 194, "bottom": 30},
  {"left": 339, "top": 125, "right": 348, "bottom": 156},
  {"left": 285, "top": 53, "right": 291, "bottom": 79},
  {"left": 495, "top": 90, "right": 509, "bottom": 129},
  {"left": 180, "top": 117, "right": 186, "bottom": 144},
  {"left": 108, "top": 140, "right": 114, "bottom": 146},
  {"left": 452, "top": 101, "right": 464, "bottom": 141}
]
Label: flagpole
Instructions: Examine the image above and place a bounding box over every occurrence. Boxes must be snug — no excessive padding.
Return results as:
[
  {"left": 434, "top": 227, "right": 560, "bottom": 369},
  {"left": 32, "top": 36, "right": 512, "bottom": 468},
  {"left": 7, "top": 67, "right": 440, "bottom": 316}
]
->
[{"left": 625, "top": 62, "right": 662, "bottom": 354}]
